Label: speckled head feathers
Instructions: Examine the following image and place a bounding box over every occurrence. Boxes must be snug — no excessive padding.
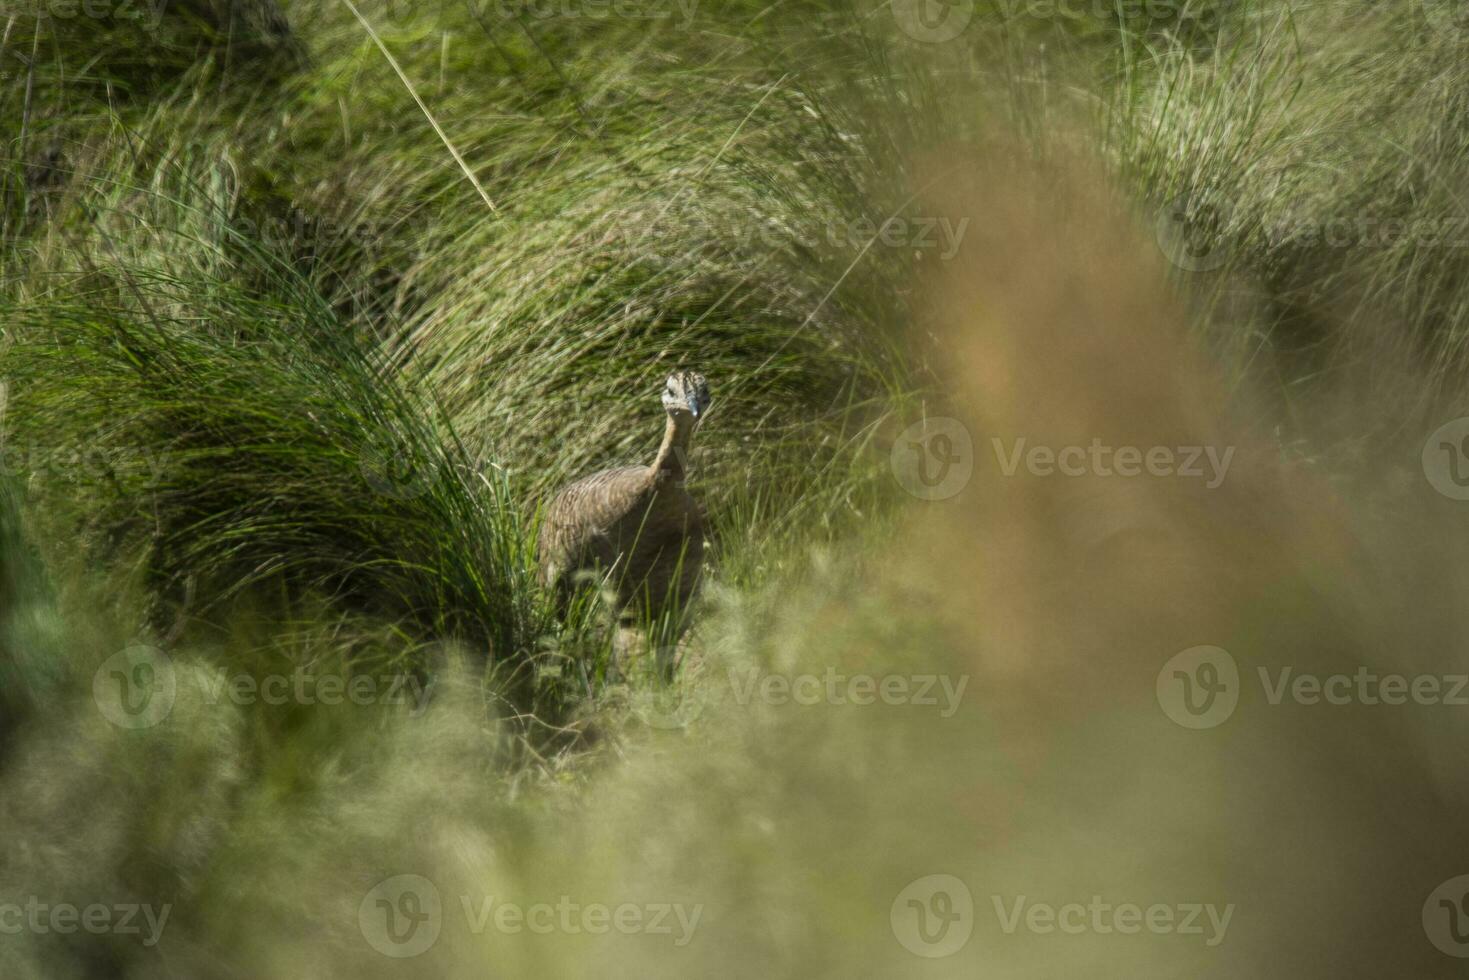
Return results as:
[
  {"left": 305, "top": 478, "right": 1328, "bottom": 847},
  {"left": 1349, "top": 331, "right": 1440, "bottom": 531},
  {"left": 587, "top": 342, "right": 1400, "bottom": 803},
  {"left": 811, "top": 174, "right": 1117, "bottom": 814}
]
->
[{"left": 661, "top": 370, "right": 710, "bottom": 421}]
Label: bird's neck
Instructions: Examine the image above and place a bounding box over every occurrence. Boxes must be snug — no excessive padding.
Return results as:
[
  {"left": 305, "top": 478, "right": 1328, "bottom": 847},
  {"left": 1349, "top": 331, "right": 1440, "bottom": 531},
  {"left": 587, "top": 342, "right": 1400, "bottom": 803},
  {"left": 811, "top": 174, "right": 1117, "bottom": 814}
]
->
[{"left": 653, "top": 412, "right": 696, "bottom": 481}]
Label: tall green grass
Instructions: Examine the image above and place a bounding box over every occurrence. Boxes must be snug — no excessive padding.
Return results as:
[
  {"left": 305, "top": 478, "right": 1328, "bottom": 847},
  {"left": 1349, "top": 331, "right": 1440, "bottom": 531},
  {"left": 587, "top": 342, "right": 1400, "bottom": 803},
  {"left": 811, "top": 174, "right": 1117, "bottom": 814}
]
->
[
  {"left": 7, "top": 0, "right": 1469, "bottom": 974},
  {"left": 2, "top": 0, "right": 942, "bottom": 661}
]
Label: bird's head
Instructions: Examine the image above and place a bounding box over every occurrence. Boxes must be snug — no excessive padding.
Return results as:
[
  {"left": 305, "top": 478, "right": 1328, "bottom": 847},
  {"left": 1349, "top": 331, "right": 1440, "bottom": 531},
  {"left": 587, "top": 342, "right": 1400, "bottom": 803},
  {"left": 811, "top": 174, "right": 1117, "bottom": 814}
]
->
[{"left": 660, "top": 370, "right": 711, "bottom": 425}]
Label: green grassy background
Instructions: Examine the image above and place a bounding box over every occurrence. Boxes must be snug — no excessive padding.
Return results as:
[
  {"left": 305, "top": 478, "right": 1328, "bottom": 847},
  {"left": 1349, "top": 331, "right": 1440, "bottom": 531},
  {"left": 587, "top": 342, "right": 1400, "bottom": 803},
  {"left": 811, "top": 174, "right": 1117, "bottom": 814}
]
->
[{"left": 5, "top": 0, "right": 1469, "bottom": 975}]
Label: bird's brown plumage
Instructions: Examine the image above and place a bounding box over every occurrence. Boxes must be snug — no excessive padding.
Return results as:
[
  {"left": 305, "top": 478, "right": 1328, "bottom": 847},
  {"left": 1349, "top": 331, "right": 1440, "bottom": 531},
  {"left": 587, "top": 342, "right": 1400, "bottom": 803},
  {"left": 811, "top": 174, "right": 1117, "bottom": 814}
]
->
[{"left": 538, "top": 374, "right": 708, "bottom": 622}]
